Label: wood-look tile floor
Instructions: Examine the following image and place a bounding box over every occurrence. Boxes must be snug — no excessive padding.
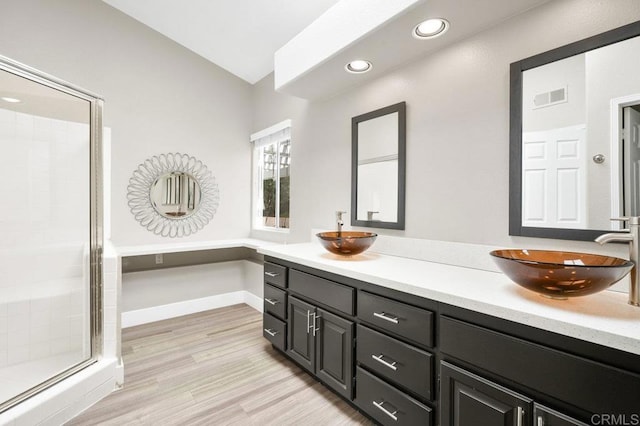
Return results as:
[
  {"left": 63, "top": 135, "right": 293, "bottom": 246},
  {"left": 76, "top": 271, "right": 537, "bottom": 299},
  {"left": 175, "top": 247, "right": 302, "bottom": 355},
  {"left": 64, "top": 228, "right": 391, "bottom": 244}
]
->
[{"left": 67, "top": 304, "right": 372, "bottom": 425}]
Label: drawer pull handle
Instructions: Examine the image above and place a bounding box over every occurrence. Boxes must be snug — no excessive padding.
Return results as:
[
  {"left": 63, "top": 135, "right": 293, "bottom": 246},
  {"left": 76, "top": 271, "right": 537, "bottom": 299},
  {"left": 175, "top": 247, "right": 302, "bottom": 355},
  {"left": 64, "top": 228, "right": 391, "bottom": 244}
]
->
[
  {"left": 264, "top": 271, "right": 279, "bottom": 278},
  {"left": 372, "top": 400, "right": 398, "bottom": 421},
  {"left": 264, "top": 328, "right": 278, "bottom": 337},
  {"left": 371, "top": 354, "right": 398, "bottom": 371},
  {"left": 264, "top": 298, "right": 279, "bottom": 306},
  {"left": 373, "top": 312, "right": 399, "bottom": 324}
]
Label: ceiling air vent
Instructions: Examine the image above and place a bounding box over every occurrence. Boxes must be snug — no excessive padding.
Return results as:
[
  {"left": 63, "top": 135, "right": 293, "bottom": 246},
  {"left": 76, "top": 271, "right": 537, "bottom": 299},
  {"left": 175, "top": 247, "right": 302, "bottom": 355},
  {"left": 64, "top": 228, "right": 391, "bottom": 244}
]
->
[{"left": 533, "top": 86, "right": 567, "bottom": 109}]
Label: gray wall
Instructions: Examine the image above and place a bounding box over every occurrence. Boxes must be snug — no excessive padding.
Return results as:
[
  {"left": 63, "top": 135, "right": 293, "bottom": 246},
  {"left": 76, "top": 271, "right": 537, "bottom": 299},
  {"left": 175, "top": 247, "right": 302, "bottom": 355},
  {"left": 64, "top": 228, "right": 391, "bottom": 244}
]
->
[
  {"left": 251, "top": 0, "right": 640, "bottom": 248},
  {"left": 0, "top": 0, "right": 253, "bottom": 246}
]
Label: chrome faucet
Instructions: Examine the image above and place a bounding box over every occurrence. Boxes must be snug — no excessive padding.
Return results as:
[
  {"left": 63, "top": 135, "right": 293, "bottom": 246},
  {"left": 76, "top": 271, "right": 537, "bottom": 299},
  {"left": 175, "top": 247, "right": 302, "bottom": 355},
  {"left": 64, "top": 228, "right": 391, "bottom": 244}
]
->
[
  {"left": 595, "top": 217, "right": 640, "bottom": 306},
  {"left": 336, "top": 211, "right": 346, "bottom": 234}
]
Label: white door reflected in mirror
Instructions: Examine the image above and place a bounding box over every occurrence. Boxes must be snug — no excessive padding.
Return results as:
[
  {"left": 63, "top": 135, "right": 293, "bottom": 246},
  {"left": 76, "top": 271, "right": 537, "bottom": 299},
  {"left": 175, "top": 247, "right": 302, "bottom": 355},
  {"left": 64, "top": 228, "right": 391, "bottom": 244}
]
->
[{"left": 520, "top": 34, "right": 640, "bottom": 230}]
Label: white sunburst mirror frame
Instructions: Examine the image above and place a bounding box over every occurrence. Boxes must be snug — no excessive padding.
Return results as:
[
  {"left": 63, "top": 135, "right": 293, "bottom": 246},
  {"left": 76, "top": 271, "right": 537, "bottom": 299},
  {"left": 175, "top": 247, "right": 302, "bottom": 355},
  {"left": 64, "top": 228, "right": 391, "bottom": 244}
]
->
[{"left": 127, "top": 153, "right": 220, "bottom": 237}]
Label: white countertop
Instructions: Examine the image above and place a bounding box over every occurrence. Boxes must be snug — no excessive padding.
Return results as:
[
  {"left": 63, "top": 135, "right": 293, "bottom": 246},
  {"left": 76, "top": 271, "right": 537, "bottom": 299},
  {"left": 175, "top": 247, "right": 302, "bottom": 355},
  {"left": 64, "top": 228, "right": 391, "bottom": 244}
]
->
[
  {"left": 259, "top": 243, "right": 640, "bottom": 356},
  {"left": 116, "top": 238, "right": 277, "bottom": 257}
]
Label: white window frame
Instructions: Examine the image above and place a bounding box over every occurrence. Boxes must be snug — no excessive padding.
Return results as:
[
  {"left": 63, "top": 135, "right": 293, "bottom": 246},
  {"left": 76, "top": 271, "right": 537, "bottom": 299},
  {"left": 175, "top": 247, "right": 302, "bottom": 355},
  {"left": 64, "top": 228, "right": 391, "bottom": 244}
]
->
[{"left": 251, "top": 119, "right": 291, "bottom": 232}]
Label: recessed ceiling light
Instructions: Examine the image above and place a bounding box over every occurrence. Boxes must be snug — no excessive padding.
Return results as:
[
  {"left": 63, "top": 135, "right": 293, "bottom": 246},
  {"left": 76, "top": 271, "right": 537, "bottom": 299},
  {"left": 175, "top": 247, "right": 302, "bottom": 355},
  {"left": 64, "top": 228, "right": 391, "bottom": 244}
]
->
[
  {"left": 413, "top": 18, "right": 449, "bottom": 39},
  {"left": 345, "top": 60, "right": 372, "bottom": 74},
  {"left": 1, "top": 96, "right": 21, "bottom": 103}
]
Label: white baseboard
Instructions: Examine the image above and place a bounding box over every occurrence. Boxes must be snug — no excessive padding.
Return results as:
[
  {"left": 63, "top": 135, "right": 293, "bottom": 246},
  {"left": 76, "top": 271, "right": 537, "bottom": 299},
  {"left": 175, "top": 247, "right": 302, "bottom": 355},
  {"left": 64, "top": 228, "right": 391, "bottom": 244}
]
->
[
  {"left": 122, "top": 291, "right": 263, "bottom": 328},
  {"left": 243, "top": 291, "right": 263, "bottom": 313}
]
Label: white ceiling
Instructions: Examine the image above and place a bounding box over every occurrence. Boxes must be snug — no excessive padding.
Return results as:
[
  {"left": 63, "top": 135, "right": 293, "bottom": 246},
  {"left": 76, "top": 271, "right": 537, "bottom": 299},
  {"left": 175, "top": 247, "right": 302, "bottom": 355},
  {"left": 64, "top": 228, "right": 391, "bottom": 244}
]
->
[
  {"left": 102, "top": 0, "right": 340, "bottom": 84},
  {"left": 103, "top": 0, "right": 550, "bottom": 90},
  {"left": 276, "top": 0, "right": 552, "bottom": 99}
]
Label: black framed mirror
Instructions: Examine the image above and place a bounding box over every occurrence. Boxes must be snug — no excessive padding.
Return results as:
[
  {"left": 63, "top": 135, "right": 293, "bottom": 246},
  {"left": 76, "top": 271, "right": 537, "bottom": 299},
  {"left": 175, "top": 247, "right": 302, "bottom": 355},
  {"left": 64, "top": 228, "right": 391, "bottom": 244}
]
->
[
  {"left": 351, "top": 101, "right": 406, "bottom": 230},
  {"left": 510, "top": 21, "right": 640, "bottom": 241}
]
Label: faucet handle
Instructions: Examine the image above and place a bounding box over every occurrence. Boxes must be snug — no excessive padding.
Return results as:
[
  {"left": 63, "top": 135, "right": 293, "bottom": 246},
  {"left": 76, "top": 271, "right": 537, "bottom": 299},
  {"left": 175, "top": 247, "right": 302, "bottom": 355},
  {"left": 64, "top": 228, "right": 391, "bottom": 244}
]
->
[
  {"left": 611, "top": 217, "right": 640, "bottom": 226},
  {"left": 336, "top": 210, "right": 347, "bottom": 219}
]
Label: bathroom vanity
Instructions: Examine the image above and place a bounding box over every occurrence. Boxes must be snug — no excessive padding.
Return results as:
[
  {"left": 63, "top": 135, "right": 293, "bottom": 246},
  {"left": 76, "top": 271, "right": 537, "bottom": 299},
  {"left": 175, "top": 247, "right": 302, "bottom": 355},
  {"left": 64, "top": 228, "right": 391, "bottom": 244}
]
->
[{"left": 259, "top": 244, "right": 640, "bottom": 426}]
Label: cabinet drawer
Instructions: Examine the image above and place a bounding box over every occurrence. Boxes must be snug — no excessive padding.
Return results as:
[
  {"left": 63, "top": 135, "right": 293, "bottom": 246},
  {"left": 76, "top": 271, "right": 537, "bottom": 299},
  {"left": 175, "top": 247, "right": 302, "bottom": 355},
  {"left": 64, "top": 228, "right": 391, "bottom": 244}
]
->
[
  {"left": 358, "top": 291, "right": 433, "bottom": 348},
  {"left": 355, "top": 367, "right": 432, "bottom": 426},
  {"left": 264, "top": 284, "right": 287, "bottom": 320},
  {"left": 356, "top": 325, "right": 433, "bottom": 400},
  {"left": 440, "top": 316, "right": 640, "bottom": 415},
  {"left": 289, "top": 269, "right": 354, "bottom": 315},
  {"left": 264, "top": 262, "right": 287, "bottom": 289},
  {"left": 263, "top": 313, "right": 286, "bottom": 351}
]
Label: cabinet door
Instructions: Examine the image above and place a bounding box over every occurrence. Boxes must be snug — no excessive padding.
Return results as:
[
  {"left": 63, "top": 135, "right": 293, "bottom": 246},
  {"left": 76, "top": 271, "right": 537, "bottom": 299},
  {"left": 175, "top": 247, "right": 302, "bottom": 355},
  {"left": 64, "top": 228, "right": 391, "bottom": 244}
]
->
[
  {"left": 440, "top": 361, "right": 532, "bottom": 426},
  {"left": 315, "top": 308, "right": 354, "bottom": 400},
  {"left": 534, "top": 404, "right": 588, "bottom": 426},
  {"left": 287, "top": 296, "right": 315, "bottom": 373}
]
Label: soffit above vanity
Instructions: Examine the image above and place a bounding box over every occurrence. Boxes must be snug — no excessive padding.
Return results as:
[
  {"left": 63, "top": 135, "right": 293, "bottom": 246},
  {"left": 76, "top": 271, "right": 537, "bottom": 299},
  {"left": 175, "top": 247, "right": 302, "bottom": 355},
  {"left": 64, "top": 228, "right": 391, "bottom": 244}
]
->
[{"left": 275, "top": 0, "right": 552, "bottom": 100}]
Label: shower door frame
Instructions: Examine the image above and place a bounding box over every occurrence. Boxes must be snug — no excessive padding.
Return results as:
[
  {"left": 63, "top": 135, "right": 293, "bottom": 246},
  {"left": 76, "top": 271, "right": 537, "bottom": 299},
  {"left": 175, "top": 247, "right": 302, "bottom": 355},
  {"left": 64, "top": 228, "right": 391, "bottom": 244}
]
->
[{"left": 0, "top": 55, "right": 103, "bottom": 413}]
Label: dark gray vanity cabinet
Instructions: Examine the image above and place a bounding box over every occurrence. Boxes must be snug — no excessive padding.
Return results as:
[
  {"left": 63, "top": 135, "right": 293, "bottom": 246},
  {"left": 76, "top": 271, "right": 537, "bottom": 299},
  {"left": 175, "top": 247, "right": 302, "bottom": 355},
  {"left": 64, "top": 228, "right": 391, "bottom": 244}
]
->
[
  {"left": 286, "top": 289, "right": 354, "bottom": 399},
  {"left": 262, "top": 257, "right": 640, "bottom": 426}
]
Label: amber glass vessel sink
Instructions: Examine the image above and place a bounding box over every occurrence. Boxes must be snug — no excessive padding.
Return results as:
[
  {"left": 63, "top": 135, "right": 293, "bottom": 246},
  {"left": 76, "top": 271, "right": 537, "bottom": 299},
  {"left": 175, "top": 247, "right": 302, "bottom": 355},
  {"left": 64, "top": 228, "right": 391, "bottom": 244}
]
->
[
  {"left": 317, "top": 231, "right": 377, "bottom": 256},
  {"left": 490, "top": 249, "right": 633, "bottom": 299}
]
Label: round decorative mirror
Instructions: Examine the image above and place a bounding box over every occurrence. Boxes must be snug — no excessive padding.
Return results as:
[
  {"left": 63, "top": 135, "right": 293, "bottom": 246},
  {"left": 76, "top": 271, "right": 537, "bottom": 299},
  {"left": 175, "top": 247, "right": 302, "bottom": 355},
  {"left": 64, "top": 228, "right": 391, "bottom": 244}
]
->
[{"left": 127, "top": 153, "right": 219, "bottom": 237}]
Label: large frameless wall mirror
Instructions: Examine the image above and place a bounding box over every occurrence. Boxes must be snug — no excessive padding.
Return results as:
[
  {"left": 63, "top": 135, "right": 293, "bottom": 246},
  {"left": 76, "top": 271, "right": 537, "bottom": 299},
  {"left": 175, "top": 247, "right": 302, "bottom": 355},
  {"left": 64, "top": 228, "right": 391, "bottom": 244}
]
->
[
  {"left": 127, "top": 153, "right": 220, "bottom": 238},
  {"left": 510, "top": 21, "right": 640, "bottom": 241},
  {"left": 0, "top": 55, "right": 102, "bottom": 412},
  {"left": 351, "top": 102, "right": 406, "bottom": 230}
]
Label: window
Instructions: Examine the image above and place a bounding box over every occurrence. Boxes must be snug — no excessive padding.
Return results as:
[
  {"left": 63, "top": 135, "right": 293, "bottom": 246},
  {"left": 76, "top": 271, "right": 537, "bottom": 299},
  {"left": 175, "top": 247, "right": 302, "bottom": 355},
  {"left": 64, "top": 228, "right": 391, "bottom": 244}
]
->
[{"left": 251, "top": 120, "right": 291, "bottom": 231}]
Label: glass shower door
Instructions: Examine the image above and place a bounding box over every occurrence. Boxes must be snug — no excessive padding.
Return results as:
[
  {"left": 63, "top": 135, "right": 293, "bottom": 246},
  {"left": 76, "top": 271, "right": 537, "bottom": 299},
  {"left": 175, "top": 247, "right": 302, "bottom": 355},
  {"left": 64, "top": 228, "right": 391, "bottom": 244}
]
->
[{"left": 0, "top": 58, "right": 102, "bottom": 411}]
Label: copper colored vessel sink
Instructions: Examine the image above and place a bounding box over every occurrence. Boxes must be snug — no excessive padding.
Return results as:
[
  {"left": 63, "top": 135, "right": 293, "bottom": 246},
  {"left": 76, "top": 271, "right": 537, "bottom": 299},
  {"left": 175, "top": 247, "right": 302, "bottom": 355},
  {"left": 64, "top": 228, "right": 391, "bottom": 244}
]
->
[
  {"left": 317, "top": 231, "right": 377, "bottom": 256},
  {"left": 490, "top": 249, "right": 633, "bottom": 299}
]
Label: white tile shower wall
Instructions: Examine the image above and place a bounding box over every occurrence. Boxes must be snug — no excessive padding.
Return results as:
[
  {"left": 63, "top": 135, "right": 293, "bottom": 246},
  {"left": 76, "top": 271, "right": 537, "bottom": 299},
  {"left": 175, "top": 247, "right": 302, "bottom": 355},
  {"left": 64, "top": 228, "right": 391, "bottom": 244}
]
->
[{"left": 0, "top": 109, "right": 90, "bottom": 369}]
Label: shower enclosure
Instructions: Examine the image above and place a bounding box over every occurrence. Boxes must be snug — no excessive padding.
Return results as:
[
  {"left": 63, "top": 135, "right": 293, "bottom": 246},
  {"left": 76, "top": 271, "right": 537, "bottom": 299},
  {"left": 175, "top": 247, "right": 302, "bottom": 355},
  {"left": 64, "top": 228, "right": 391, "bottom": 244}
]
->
[{"left": 0, "top": 56, "right": 102, "bottom": 412}]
